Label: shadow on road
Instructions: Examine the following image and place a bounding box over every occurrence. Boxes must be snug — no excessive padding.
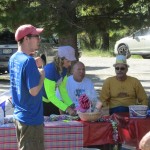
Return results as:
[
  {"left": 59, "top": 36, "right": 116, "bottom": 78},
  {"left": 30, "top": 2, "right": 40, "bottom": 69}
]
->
[{"left": 86, "top": 66, "right": 109, "bottom": 71}]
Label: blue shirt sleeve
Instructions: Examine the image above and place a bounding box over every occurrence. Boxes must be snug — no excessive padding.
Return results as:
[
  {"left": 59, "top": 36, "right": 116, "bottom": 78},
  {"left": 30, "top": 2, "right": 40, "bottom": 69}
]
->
[
  {"left": 44, "top": 62, "right": 57, "bottom": 81},
  {"left": 24, "top": 57, "right": 40, "bottom": 90}
]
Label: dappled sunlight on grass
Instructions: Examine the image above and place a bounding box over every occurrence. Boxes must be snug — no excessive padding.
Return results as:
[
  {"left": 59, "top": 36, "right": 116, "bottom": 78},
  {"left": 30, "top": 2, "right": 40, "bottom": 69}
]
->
[
  {"left": 81, "top": 49, "right": 114, "bottom": 57},
  {"left": 130, "top": 55, "right": 142, "bottom": 59},
  {"left": 81, "top": 49, "right": 143, "bottom": 59}
]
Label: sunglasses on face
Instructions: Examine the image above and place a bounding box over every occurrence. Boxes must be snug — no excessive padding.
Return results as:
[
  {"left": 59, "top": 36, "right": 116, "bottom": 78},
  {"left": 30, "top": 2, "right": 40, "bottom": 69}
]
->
[{"left": 115, "top": 67, "right": 126, "bottom": 71}]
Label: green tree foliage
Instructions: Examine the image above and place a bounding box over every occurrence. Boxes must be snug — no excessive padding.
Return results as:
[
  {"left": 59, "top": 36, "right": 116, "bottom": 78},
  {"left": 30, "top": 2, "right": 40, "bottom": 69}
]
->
[
  {"left": 0, "top": 0, "right": 150, "bottom": 50},
  {"left": 77, "top": 0, "right": 150, "bottom": 50}
]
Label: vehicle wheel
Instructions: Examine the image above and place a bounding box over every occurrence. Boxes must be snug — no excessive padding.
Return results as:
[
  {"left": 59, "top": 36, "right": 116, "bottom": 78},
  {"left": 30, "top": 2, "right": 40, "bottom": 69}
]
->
[
  {"left": 0, "top": 70, "right": 6, "bottom": 74},
  {"left": 117, "top": 44, "right": 131, "bottom": 59}
]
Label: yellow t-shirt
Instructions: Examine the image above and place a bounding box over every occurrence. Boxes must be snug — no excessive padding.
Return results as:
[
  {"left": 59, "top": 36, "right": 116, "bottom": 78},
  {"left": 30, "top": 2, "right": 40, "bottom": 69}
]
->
[{"left": 100, "top": 76, "right": 148, "bottom": 108}]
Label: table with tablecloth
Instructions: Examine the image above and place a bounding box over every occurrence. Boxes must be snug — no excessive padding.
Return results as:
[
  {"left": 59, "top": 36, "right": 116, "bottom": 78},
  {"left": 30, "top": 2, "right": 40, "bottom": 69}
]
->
[
  {"left": 116, "top": 113, "right": 150, "bottom": 149},
  {"left": 83, "top": 121, "right": 114, "bottom": 146},
  {"left": 1, "top": 114, "right": 150, "bottom": 150},
  {"left": 0, "top": 121, "right": 83, "bottom": 150},
  {"left": 82, "top": 113, "right": 150, "bottom": 149}
]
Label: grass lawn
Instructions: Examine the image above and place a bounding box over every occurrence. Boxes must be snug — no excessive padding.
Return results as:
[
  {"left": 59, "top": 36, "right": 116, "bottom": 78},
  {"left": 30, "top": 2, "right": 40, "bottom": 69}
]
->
[{"left": 80, "top": 49, "right": 143, "bottom": 59}]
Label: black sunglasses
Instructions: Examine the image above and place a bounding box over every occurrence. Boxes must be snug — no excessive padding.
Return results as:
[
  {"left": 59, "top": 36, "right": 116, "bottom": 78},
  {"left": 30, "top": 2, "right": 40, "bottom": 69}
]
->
[{"left": 115, "top": 67, "right": 126, "bottom": 71}]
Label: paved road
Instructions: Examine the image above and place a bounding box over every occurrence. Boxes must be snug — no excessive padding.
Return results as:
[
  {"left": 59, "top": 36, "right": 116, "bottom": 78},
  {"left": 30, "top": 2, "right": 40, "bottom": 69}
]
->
[
  {"left": 80, "top": 56, "right": 150, "bottom": 96},
  {"left": 0, "top": 79, "right": 10, "bottom": 94},
  {"left": 0, "top": 57, "right": 150, "bottom": 97}
]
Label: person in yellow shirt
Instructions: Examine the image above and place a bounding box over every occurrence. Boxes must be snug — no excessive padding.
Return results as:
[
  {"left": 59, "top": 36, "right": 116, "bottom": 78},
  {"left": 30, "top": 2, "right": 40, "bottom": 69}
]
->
[{"left": 100, "top": 55, "right": 148, "bottom": 115}]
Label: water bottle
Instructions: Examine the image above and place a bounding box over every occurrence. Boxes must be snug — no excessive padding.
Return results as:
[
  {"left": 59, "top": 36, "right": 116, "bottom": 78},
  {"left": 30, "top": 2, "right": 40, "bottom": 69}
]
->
[{"left": 0, "top": 107, "right": 4, "bottom": 125}]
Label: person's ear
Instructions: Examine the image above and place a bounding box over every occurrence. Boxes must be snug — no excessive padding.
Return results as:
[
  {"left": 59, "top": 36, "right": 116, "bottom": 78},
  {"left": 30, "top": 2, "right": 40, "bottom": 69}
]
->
[{"left": 24, "top": 36, "right": 29, "bottom": 41}]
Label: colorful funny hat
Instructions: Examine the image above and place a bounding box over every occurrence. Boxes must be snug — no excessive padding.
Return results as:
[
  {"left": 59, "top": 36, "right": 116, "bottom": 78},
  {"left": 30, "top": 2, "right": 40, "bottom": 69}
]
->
[{"left": 113, "top": 55, "right": 129, "bottom": 67}]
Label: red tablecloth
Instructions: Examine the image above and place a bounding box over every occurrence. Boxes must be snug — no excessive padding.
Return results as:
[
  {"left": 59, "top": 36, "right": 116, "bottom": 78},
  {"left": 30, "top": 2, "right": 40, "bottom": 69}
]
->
[
  {"left": 117, "top": 113, "right": 150, "bottom": 149},
  {"left": 83, "top": 121, "right": 114, "bottom": 146},
  {"left": 81, "top": 113, "right": 150, "bottom": 150}
]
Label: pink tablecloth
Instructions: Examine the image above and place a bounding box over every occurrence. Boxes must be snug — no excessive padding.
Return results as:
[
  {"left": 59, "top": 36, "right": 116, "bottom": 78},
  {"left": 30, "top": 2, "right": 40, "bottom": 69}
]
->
[{"left": 0, "top": 121, "right": 83, "bottom": 150}]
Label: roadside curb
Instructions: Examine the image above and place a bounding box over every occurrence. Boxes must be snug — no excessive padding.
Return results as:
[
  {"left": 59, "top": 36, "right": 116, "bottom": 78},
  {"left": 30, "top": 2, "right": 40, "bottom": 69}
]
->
[
  {"left": 0, "top": 73, "right": 10, "bottom": 81},
  {"left": 0, "top": 79, "right": 9, "bottom": 81}
]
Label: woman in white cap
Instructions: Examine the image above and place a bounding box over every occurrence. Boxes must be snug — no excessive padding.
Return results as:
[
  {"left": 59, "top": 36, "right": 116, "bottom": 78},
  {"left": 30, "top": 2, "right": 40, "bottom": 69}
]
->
[
  {"left": 100, "top": 55, "right": 148, "bottom": 115},
  {"left": 42, "top": 45, "right": 77, "bottom": 116}
]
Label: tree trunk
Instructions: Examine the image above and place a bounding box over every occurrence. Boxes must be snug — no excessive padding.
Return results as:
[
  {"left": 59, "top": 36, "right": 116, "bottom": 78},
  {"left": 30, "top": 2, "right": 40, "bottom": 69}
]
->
[
  {"left": 101, "top": 31, "right": 109, "bottom": 51},
  {"left": 89, "top": 34, "right": 97, "bottom": 49},
  {"left": 59, "top": 33, "right": 79, "bottom": 59}
]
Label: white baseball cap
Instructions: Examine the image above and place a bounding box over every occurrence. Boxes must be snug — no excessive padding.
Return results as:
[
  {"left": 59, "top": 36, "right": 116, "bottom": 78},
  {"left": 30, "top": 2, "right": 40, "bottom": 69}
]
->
[{"left": 58, "top": 46, "right": 76, "bottom": 61}]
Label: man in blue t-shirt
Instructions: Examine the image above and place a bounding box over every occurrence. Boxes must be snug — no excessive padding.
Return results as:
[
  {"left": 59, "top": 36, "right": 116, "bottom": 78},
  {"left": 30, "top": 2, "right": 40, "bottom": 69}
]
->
[{"left": 9, "top": 24, "right": 45, "bottom": 150}]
